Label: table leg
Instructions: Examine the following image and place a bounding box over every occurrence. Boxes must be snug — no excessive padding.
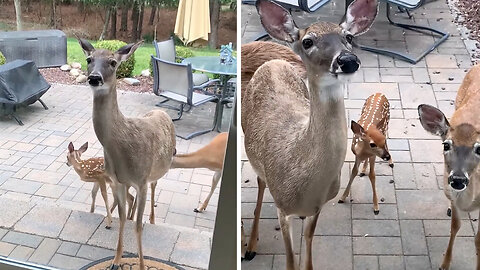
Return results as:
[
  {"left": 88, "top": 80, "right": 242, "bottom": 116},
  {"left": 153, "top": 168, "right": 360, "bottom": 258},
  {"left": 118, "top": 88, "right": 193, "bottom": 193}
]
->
[{"left": 212, "top": 75, "right": 229, "bottom": 132}]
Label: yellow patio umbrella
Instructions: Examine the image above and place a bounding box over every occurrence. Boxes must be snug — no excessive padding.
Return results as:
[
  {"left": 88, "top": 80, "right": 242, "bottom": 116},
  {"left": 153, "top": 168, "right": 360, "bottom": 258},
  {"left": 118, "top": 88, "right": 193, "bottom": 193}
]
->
[{"left": 174, "top": 0, "right": 211, "bottom": 45}]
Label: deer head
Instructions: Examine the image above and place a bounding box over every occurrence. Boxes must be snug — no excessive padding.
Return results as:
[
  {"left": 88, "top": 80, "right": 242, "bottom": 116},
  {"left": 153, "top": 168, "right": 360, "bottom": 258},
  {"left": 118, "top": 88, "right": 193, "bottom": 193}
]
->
[
  {"left": 77, "top": 39, "right": 143, "bottom": 95},
  {"left": 66, "top": 142, "right": 88, "bottom": 167},
  {"left": 418, "top": 104, "right": 480, "bottom": 193},
  {"left": 351, "top": 120, "right": 391, "bottom": 161},
  {"left": 256, "top": 0, "right": 362, "bottom": 75}
]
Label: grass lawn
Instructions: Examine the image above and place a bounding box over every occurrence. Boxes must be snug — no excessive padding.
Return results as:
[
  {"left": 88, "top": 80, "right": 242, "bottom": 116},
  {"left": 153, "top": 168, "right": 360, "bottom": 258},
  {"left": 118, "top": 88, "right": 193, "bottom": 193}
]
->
[{"left": 67, "top": 38, "right": 225, "bottom": 76}]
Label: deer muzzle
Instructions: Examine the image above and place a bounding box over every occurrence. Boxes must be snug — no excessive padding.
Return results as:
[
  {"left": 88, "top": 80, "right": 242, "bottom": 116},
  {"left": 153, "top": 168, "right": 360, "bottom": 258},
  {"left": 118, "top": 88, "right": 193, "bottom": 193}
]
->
[
  {"left": 337, "top": 51, "right": 360, "bottom": 74},
  {"left": 381, "top": 153, "right": 391, "bottom": 161},
  {"left": 88, "top": 73, "right": 104, "bottom": 87},
  {"left": 448, "top": 172, "right": 469, "bottom": 191}
]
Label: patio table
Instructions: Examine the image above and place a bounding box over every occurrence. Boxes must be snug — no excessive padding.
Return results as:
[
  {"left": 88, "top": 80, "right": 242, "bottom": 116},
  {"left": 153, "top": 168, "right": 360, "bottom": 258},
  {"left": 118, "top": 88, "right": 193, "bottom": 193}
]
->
[{"left": 182, "top": 56, "right": 237, "bottom": 132}]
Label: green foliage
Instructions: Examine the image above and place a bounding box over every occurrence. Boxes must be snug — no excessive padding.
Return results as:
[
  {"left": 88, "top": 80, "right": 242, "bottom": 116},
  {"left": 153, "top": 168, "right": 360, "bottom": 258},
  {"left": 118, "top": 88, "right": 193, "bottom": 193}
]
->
[
  {"left": 142, "top": 33, "right": 154, "bottom": 44},
  {"left": 95, "top": 40, "right": 135, "bottom": 78},
  {"left": 174, "top": 46, "right": 194, "bottom": 63},
  {"left": 0, "top": 51, "right": 5, "bottom": 66}
]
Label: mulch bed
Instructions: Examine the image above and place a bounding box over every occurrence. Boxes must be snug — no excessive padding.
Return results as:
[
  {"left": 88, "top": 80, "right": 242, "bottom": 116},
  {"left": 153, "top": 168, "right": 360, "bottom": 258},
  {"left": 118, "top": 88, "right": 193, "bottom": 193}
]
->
[
  {"left": 453, "top": 0, "right": 480, "bottom": 59},
  {"left": 39, "top": 68, "right": 154, "bottom": 93}
]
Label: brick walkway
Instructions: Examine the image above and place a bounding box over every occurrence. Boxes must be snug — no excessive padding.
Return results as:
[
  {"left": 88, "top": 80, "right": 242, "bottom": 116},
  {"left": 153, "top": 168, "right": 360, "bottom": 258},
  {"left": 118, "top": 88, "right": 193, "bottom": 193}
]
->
[
  {"left": 0, "top": 83, "right": 231, "bottom": 269},
  {"left": 241, "top": 0, "right": 478, "bottom": 269}
]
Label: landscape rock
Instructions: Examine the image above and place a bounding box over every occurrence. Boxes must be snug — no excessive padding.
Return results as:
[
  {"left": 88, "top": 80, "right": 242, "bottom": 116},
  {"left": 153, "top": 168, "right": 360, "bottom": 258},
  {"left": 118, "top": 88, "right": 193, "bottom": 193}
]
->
[
  {"left": 69, "top": 69, "right": 81, "bottom": 77},
  {"left": 141, "top": 69, "right": 150, "bottom": 77},
  {"left": 76, "top": 74, "right": 87, "bottom": 83},
  {"left": 123, "top": 78, "right": 140, "bottom": 86},
  {"left": 71, "top": 62, "right": 82, "bottom": 69},
  {"left": 60, "top": 64, "right": 71, "bottom": 71}
]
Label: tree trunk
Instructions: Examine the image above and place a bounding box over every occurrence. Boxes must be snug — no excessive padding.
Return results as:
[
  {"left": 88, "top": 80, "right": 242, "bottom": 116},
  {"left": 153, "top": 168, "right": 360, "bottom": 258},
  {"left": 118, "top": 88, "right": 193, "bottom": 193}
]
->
[
  {"left": 13, "top": 0, "right": 22, "bottom": 31},
  {"left": 137, "top": 2, "right": 144, "bottom": 41},
  {"left": 208, "top": 0, "right": 220, "bottom": 48},
  {"left": 50, "top": 0, "right": 56, "bottom": 28},
  {"left": 120, "top": 6, "right": 128, "bottom": 32},
  {"left": 99, "top": 7, "right": 111, "bottom": 41},
  {"left": 110, "top": 6, "right": 117, "bottom": 39},
  {"left": 131, "top": 1, "right": 140, "bottom": 42},
  {"left": 149, "top": 5, "right": 156, "bottom": 25}
]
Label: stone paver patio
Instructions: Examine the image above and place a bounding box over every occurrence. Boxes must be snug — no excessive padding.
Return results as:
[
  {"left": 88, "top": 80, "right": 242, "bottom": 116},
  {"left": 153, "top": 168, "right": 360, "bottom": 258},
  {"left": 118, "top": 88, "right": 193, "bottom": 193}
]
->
[
  {"left": 0, "top": 83, "right": 232, "bottom": 269},
  {"left": 241, "top": 0, "right": 478, "bottom": 269}
]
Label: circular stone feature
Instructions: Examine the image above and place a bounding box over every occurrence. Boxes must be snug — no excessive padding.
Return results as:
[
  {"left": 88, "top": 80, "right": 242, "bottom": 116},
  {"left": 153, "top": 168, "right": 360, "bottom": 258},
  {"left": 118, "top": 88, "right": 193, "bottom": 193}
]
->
[{"left": 80, "top": 255, "right": 184, "bottom": 270}]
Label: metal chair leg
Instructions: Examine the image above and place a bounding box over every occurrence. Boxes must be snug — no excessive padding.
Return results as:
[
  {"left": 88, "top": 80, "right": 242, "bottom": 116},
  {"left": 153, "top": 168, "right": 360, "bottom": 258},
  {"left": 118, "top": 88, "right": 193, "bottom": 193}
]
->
[
  {"left": 358, "top": 2, "right": 449, "bottom": 64},
  {"left": 11, "top": 113, "right": 24, "bottom": 126},
  {"left": 38, "top": 99, "right": 48, "bottom": 110}
]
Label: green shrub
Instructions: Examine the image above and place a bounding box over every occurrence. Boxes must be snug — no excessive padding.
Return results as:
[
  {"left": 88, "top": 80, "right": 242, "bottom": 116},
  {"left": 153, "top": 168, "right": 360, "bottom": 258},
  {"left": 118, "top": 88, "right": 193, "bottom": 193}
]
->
[
  {"left": 95, "top": 40, "right": 135, "bottom": 78},
  {"left": 0, "top": 51, "right": 5, "bottom": 65},
  {"left": 149, "top": 46, "right": 195, "bottom": 74}
]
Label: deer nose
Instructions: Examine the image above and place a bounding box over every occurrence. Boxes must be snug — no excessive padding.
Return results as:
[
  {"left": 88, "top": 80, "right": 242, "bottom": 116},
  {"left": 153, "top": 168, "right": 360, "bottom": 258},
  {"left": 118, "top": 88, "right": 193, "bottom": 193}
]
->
[
  {"left": 88, "top": 73, "right": 103, "bottom": 86},
  {"left": 337, "top": 51, "right": 360, "bottom": 73},
  {"left": 382, "top": 153, "right": 391, "bottom": 161},
  {"left": 448, "top": 172, "right": 469, "bottom": 191}
]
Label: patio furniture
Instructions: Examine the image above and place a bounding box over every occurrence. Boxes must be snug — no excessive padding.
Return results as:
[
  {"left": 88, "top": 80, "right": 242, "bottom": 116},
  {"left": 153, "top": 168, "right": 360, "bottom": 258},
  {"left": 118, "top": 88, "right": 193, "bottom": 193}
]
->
[
  {"left": 182, "top": 56, "right": 237, "bottom": 134},
  {"left": 151, "top": 56, "right": 220, "bottom": 140},
  {"left": 0, "top": 60, "right": 50, "bottom": 125},
  {"left": 0, "top": 30, "right": 67, "bottom": 68},
  {"left": 242, "top": 0, "right": 331, "bottom": 12},
  {"left": 354, "top": 0, "right": 450, "bottom": 64}
]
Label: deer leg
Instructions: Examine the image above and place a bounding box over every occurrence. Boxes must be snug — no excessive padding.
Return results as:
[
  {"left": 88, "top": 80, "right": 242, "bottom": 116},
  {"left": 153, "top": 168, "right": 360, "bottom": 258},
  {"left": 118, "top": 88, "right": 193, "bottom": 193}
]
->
[
  {"left": 90, "top": 182, "right": 100, "bottom": 213},
  {"left": 368, "top": 157, "right": 379, "bottom": 215},
  {"left": 99, "top": 180, "right": 112, "bottom": 229},
  {"left": 440, "top": 204, "right": 461, "bottom": 270},
  {"left": 244, "top": 176, "right": 266, "bottom": 261},
  {"left": 149, "top": 181, "right": 157, "bottom": 224},
  {"left": 359, "top": 160, "right": 368, "bottom": 177},
  {"left": 126, "top": 187, "right": 135, "bottom": 220},
  {"left": 304, "top": 211, "right": 320, "bottom": 270},
  {"left": 135, "top": 184, "right": 148, "bottom": 270},
  {"left": 195, "top": 171, "right": 221, "bottom": 213},
  {"left": 475, "top": 210, "right": 480, "bottom": 270},
  {"left": 110, "top": 182, "right": 127, "bottom": 269},
  {"left": 339, "top": 158, "right": 361, "bottom": 203},
  {"left": 278, "top": 209, "right": 298, "bottom": 270}
]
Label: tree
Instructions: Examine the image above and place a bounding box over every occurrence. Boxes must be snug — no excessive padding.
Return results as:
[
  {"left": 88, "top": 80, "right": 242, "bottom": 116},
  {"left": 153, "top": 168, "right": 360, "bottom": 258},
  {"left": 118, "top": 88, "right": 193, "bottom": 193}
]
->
[
  {"left": 50, "top": 0, "right": 57, "bottom": 28},
  {"left": 110, "top": 5, "right": 117, "bottom": 39},
  {"left": 99, "top": 7, "right": 111, "bottom": 40},
  {"left": 209, "top": 0, "right": 220, "bottom": 48},
  {"left": 13, "top": 0, "right": 22, "bottom": 31}
]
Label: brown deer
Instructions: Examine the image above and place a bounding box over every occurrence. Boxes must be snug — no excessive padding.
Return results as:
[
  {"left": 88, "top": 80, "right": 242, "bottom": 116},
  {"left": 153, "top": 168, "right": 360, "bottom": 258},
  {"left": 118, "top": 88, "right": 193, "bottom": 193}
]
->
[
  {"left": 418, "top": 65, "right": 480, "bottom": 270},
  {"left": 78, "top": 39, "right": 176, "bottom": 270},
  {"left": 338, "top": 93, "right": 393, "bottom": 215},
  {"left": 241, "top": 1, "right": 372, "bottom": 269},
  {"left": 171, "top": 132, "right": 228, "bottom": 212}
]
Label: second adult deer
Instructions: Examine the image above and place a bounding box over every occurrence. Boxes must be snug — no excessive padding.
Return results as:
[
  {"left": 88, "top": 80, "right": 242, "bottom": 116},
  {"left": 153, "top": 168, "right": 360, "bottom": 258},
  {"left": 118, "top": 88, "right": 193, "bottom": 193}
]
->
[
  {"left": 78, "top": 39, "right": 176, "bottom": 270},
  {"left": 338, "top": 93, "right": 393, "bottom": 214},
  {"left": 418, "top": 65, "right": 480, "bottom": 270},
  {"left": 241, "top": 1, "right": 371, "bottom": 269},
  {"left": 171, "top": 132, "right": 228, "bottom": 212}
]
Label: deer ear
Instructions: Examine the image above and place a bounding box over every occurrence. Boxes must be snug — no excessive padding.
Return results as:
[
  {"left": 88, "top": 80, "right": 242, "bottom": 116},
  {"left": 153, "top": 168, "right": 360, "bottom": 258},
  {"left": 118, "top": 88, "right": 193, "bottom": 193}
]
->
[
  {"left": 68, "top": 142, "right": 74, "bottom": 153},
  {"left": 351, "top": 120, "right": 366, "bottom": 136},
  {"left": 78, "top": 142, "right": 88, "bottom": 153},
  {"left": 78, "top": 38, "right": 95, "bottom": 56},
  {"left": 114, "top": 40, "right": 144, "bottom": 63},
  {"left": 418, "top": 104, "right": 450, "bottom": 138},
  {"left": 341, "top": 0, "right": 379, "bottom": 36},
  {"left": 256, "top": 0, "right": 299, "bottom": 43}
]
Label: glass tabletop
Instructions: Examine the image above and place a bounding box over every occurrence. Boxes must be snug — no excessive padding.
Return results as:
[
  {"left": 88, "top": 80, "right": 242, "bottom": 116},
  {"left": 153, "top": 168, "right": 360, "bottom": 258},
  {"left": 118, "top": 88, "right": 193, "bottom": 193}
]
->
[{"left": 182, "top": 56, "right": 237, "bottom": 76}]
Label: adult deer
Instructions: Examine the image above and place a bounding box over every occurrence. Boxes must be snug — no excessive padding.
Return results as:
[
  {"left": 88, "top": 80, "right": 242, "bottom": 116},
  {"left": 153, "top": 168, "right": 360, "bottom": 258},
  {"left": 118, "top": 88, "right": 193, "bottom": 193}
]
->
[
  {"left": 418, "top": 65, "right": 480, "bottom": 270},
  {"left": 241, "top": 0, "right": 371, "bottom": 269},
  {"left": 338, "top": 93, "right": 393, "bottom": 214},
  {"left": 78, "top": 39, "right": 176, "bottom": 270},
  {"left": 171, "top": 132, "right": 228, "bottom": 212}
]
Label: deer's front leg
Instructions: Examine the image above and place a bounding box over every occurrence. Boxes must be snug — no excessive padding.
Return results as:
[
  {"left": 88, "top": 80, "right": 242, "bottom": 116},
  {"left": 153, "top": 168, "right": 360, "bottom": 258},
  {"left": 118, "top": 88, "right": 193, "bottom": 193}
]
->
[
  {"left": 440, "top": 204, "right": 461, "bottom": 270},
  {"left": 195, "top": 171, "right": 221, "bottom": 213},
  {"left": 90, "top": 182, "right": 100, "bottom": 213},
  {"left": 278, "top": 209, "right": 298, "bottom": 270},
  {"left": 304, "top": 211, "right": 320, "bottom": 270},
  {"left": 149, "top": 181, "right": 157, "bottom": 224},
  {"left": 135, "top": 184, "right": 148, "bottom": 270},
  {"left": 244, "top": 176, "right": 266, "bottom": 260},
  {"left": 111, "top": 182, "right": 127, "bottom": 269},
  {"left": 368, "top": 157, "right": 379, "bottom": 215},
  {"left": 359, "top": 160, "right": 368, "bottom": 177},
  {"left": 99, "top": 180, "right": 112, "bottom": 229},
  {"left": 339, "top": 158, "right": 361, "bottom": 203}
]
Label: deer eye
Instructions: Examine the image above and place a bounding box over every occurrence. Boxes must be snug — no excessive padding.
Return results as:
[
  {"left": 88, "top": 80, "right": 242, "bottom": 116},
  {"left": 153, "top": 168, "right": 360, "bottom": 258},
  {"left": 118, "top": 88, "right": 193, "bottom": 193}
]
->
[
  {"left": 110, "top": 59, "right": 117, "bottom": 67},
  {"left": 86, "top": 57, "right": 92, "bottom": 64},
  {"left": 370, "top": 143, "right": 377, "bottom": 148},
  {"left": 302, "top": 38, "right": 313, "bottom": 49},
  {"left": 346, "top": 34, "right": 354, "bottom": 44},
  {"left": 474, "top": 143, "right": 480, "bottom": 156},
  {"left": 443, "top": 140, "right": 452, "bottom": 152}
]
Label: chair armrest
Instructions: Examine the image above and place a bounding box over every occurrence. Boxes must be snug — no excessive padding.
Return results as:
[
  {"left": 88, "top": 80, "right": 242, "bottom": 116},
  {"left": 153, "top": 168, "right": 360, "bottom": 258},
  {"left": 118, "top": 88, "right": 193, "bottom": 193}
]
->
[{"left": 193, "top": 79, "right": 221, "bottom": 90}]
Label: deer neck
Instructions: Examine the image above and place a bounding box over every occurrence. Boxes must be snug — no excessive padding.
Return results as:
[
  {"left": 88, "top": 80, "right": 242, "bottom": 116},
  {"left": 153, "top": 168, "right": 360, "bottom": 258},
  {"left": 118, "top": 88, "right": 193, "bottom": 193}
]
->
[
  {"left": 305, "top": 69, "right": 346, "bottom": 138},
  {"left": 91, "top": 83, "right": 126, "bottom": 143}
]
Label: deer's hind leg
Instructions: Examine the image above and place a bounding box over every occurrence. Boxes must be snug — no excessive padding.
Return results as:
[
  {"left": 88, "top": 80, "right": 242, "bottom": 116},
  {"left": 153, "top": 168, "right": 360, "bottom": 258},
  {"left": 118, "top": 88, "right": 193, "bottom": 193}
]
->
[
  {"left": 99, "top": 180, "right": 112, "bottom": 229},
  {"left": 339, "top": 157, "right": 361, "bottom": 203},
  {"left": 90, "top": 182, "right": 100, "bottom": 213},
  {"left": 278, "top": 209, "right": 298, "bottom": 270},
  {"left": 195, "top": 170, "right": 221, "bottom": 213},
  {"left": 149, "top": 181, "right": 157, "bottom": 224},
  {"left": 244, "top": 176, "right": 266, "bottom": 261}
]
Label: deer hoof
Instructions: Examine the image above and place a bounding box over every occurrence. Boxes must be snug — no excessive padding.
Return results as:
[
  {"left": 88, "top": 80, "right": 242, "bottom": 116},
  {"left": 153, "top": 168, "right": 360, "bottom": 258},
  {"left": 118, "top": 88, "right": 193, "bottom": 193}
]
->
[
  {"left": 374, "top": 210, "right": 380, "bottom": 215},
  {"left": 359, "top": 173, "right": 366, "bottom": 177},
  {"left": 244, "top": 251, "right": 257, "bottom": 261},
  {"left": 274, "top": 225, "right": 280, "bottom": 231},
  {"left": 109, "top": 264, "right": 120, "bottom": 270},
  {"left": 105, "top": 225, "right": 111, "bottom": 230},
  {"left": 389, "top": 163, "right": 394, "bottom": 168},
  {"left": 194, "top": 208, "right": 201, "bottom": 213},
  {"left": 447, "top": 208, "right": 452, "bottom": 217},
  {"left": 338, "top": 199, "right": 345, "bottom": 204}
]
